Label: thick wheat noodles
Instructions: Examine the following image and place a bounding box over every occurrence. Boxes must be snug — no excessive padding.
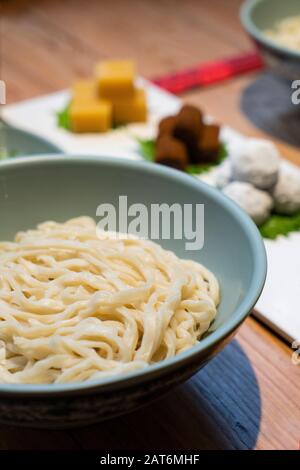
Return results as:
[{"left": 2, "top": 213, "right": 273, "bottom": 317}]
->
[{"left": 0, "top": 217, "right": 220, "bottom": 384}]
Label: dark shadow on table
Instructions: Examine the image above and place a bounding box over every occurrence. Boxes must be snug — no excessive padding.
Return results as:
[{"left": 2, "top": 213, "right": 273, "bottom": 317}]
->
[
  {"left": 241, "top": 72, "right": 300, "bottom": 148},
  {"left": 70, "top": 339, "right": 261, "bottom": 450}
]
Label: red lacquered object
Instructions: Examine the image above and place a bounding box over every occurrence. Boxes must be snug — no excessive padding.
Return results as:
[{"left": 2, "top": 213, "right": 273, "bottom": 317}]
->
[{"left": 152, "top": 52, "right": 264, "bottom": 94}]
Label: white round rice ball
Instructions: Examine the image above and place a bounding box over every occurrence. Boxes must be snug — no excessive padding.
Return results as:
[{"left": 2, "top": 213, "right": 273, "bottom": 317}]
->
[
  {"left": 215, "top": 160, "right": 232, "bottom": 189},
  {"left": 223, "top": 181, "right": 273, "bottom": 225},
  {"left": 272, "top": 167, "right": 300, "bottom": 214},
  {"left": 231, "top": 138, "right": 280, "bottom": 189}
]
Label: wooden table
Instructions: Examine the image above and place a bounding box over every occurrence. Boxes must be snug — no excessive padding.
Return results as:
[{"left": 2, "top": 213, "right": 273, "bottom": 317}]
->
[{"left": 1, "top": 0, "right": 299, "bottom": 451}]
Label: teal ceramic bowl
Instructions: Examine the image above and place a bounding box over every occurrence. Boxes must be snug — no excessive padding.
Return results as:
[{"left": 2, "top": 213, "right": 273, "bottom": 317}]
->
[
  {"left": 241, "top": 0, "right": 300, "bottom": 80},
  {"left": 0, "top": 126, "right": 62, "bottom": 159},
  {"left": 0, "top": 155, "right": 267, "bottom": 428}
]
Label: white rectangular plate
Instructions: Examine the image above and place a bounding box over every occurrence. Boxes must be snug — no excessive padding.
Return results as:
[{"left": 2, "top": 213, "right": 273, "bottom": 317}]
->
[{"left": 3, "top": 80, "right": 299, "bottom": 343}]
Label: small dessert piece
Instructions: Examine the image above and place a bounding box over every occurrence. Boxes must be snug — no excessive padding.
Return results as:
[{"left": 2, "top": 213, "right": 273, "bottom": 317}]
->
[
  {"left": 72, "top": 80, "right": 97, "bottom": 103},
  {"left": 189, "top": 124, "right": 221, "bottom": 164},
  {"left": 70, "top": 100, "right": 112, "bottom": 133},
  {"left": 112, "top": 88, "right": 147, "bottom": 124},
  {"left": 155, "top": 106, "right": 222, "bottom": 168},
  {"left": 158, "top": 115, "right": 177, "bottom": 137},
  {"left": 231, "top": 138, "right": 280, "bottom": 189},
  {"left": 155, "top": 135, "right": 188, "bottom": 171},
  {"left": 223, "top": 181, "right": 273, "bottom": 225},
  {"left": 199, "top": 124, "right": 220, "bottom": 156},
  {"left": 96, "top": 60, "right": 135, "bottom": 99},
  {"left": 173, "top": 105, "right": 203, "bottom": 147}
]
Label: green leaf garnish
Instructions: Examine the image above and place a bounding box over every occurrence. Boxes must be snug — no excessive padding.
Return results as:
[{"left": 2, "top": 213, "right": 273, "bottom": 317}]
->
[
  {"left": 56, "top": 103, "right": 125, "bottom": 132},
  {"left": 56, "top": 103, "right": 71, "bottom": 130},
  {"left": 259, "top": 211, "right": 300, "bottom": 239},
  {"left": 186, "top": 164, "right": 213, "bottom": 175},
  {"left": 137, "top": 138, "right": 227, "bottom": 174},
  {"left": 137, "top": 138, "right": 156, "bottom": 161}
]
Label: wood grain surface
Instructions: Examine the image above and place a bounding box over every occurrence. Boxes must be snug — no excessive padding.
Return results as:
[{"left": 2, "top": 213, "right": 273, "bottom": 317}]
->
[{"left": 0, "top": 0, "right": 299, "bottom": 450}]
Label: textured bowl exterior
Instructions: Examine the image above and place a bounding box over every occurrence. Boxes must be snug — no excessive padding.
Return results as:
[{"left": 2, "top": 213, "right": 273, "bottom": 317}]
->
[
  {"left": 0, "top": 372, "right": 190, "bottom": 428},
  {"left": 0, "top": 156, "right": 266, "bottom": 428},
  {"left": 0, "top": 335, "right": 235, "bottom": 429}
]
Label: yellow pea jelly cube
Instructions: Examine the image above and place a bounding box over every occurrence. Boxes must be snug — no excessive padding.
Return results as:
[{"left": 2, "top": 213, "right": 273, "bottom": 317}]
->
[
  {"left": 112, "top": 88, "right": 147, "bottom": 124},
  {"left": 96, "top": 60, "right": 135, "bottom": 99},
  {"left": 72, "top": 80, "right": 97, "bottom": 103},
  {"left": 70, "top": 100, "right": 112, "bottom": 133}
]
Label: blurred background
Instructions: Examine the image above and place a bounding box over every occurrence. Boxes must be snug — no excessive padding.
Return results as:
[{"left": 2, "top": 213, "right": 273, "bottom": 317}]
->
[
  {"left": 2, "top": 0, "right": 300, "bottom": 160},
  {"left": 1, "top": 0, "right": 254, "bottom": 126}
]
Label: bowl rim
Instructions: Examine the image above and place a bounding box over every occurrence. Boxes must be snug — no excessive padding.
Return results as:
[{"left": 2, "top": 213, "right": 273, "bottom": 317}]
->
[
  {"left": 2, "top": 126, "right": 63, "bottom": 155},
  {"left": 241, "top": 0, "right": 300, "bottom": 60},
  {"left": 0, "top": 154, "right": 267, "bottom": 396}
]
